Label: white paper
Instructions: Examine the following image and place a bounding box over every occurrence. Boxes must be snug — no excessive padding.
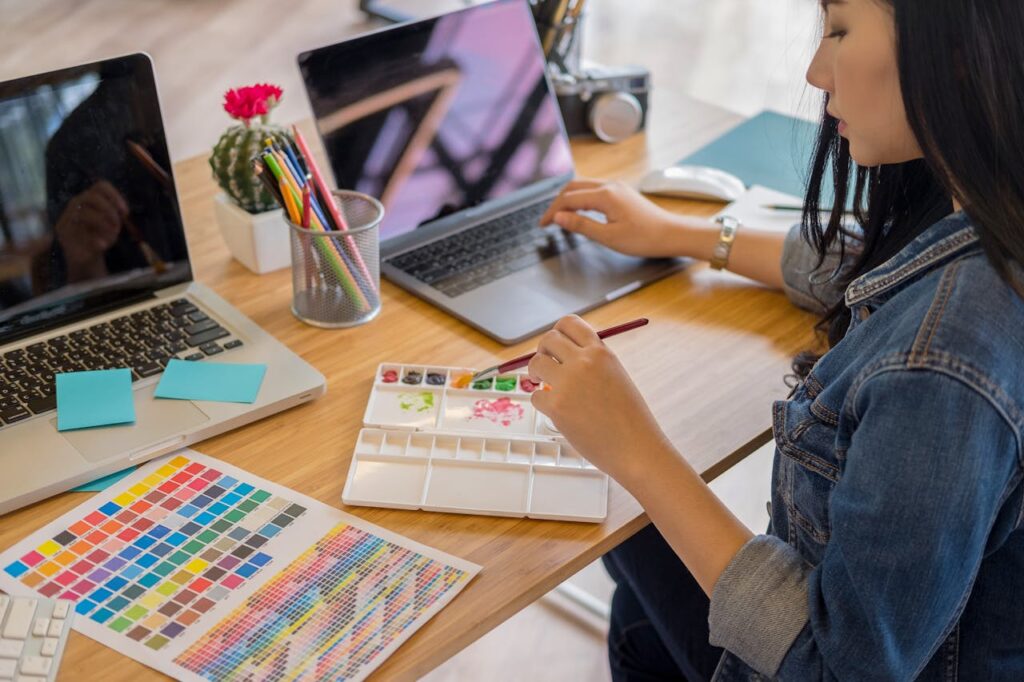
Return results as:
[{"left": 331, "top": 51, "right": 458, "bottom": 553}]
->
[
  {"left": 713, "top": 184, "right": 805, "bottom": 233},
  {"left": 0, "top": 449, "right": 480, "bottom": 682}
]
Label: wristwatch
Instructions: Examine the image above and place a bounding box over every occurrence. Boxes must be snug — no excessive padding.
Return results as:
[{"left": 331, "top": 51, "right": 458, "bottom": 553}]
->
[{"left": 710, "top": 215, "right": 741, "bottom": 271}]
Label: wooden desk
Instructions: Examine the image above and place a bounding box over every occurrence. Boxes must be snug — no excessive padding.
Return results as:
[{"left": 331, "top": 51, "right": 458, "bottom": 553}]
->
[{"left": 0, "top": 91, "right": 818, "bottom": 680}]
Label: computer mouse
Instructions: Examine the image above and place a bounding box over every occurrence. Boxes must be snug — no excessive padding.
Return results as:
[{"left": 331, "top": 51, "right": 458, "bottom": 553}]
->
[{"left": 638, "top": 165, "right": 746, "bottom": 202}]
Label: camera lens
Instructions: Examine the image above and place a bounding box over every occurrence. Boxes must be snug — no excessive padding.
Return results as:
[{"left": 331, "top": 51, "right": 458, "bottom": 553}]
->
[{"left": 588, "top": 92, "right": 644, "bottom": 143}]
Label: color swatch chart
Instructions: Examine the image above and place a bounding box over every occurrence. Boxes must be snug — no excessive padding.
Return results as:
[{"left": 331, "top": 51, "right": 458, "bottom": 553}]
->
[
  {"left": 175, "top": 522, "right": 474, "bottom": 681},
  {"left": 0, "top": 451, "right": 480, "bottom": 682}
]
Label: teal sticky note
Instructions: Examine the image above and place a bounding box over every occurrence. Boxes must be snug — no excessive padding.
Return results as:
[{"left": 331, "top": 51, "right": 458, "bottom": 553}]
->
[
  {"left": 678, "top": 110, "right": 849, "bottom": 206},
  {"left": 155, "top": 359, "right": 267, "bottom": 403},
  {"left": 56, "top": 369, "right": 136, "bottom": 431},
  {"left": 72, "top": 466, "right": 136, "bottom": 492}
]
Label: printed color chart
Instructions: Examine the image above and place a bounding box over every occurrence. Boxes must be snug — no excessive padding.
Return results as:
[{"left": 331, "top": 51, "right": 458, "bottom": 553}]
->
[
  {"left": 176, "top": 523, "right": 473, "bottom": 680},
  {"left": 0, "top": 451, "right": 480, "bottom": 682}
]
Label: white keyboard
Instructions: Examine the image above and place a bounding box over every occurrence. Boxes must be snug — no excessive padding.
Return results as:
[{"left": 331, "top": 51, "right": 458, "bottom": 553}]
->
[{"left": 0, "top": 595, "right": 73, "bottom": 682}]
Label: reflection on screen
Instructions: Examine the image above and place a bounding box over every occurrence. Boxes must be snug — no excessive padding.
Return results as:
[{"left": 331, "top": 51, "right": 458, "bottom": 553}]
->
[
  {"left": 0, "top": 56, "right": 189, "bottom": 339},
  {"left": 300, "top": 0, "right": 574, "bottom": 242}
]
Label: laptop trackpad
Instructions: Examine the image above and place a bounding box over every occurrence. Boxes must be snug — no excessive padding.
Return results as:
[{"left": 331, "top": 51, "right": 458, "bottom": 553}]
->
[{"left": 53, "top": 383, "right": 210, "bottom": 463}]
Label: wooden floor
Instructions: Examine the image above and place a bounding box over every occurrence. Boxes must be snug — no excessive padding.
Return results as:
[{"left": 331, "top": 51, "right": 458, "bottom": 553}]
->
[{"left": 0, "top": 0, "right": 817, "bottom": 679}]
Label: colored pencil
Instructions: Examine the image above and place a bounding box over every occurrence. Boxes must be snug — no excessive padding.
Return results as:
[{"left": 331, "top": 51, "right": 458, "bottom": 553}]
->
[
  {"left": 280, "top": 178, "right": 300, "bottom": 223},
  {"left": 471, "top": 318, "right": 650, "bottom": 381},
  {"left": 256, "top": 158, "right": 315, "bottom": 285},
  {"left": 268, "top": 146, "right": 378, "bottom": 305},
  {"left": 269, "top": 140, "right": 334, "bottom": 233},
  {"left": 291, "top": 126, "right": 381, "bottom": 298},
  {"left": 301, "top": 183, "right": 312, "bottom": 228},
  {"left": 262, "top": 151, "right": 371, "bottom": 311},
  {"left": 291, "top": 126, "right": 351, "bottom": 231}
]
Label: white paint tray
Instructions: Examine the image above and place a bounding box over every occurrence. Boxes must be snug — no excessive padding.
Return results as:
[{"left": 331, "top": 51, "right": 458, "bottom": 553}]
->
[{"left": 342, "top": 363, "right": 609, "bottom": 522}]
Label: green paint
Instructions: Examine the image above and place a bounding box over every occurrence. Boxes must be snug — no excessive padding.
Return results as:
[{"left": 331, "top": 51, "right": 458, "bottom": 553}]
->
[
  {"left": 169, "top": 551, "right": 190, "bottom": 566},
  {"left": 251, "top": 490, "right": 271, "bottom": 503},
  {"left": 472, "top": 378, "right": 493, "bottom": 390},
  {"left": 225, "top": 509, "right": 246, "bottom": 522},
  {"left": 495, "top": 375, "right": 517, "bottom": 391},
  {"left": 398, "top": 391, "right": 435, "bottom": 413},
  {"left": 197, "top": 530, "right": 218, "bottom": 543}
]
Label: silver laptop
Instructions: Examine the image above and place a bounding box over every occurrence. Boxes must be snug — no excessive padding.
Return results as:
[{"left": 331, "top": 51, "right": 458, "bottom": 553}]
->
[
  {"left": 298, "top": 0, "right": 683, "bottom": 345},
  {"left": 0, "top": 54, "right": 326, "bottom": 514}
]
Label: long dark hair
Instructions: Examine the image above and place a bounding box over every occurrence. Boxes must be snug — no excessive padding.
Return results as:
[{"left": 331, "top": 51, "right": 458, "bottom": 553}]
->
[{"left": 796, "top": 0, "right": 1024, "bottom": 375}]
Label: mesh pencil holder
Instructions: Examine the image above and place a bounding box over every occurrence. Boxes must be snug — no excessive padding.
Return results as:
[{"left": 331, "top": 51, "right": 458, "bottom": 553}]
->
[{"left": 286, "top": 190, "right": 384, "bottom": 328}]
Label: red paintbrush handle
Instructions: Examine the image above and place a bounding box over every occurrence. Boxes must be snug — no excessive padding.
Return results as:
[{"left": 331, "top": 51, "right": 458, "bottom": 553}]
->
[{"left": 497, "top": 317, "right": 649, "bottom": 374}]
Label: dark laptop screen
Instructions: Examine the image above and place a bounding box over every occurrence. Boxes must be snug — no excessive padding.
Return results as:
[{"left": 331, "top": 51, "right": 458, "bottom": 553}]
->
[
  {"left": 298, "top": 0, "right": 574, "bottom": 244},
  {"left": 0, "top": 54, "right": 190, "bottom": 343}
]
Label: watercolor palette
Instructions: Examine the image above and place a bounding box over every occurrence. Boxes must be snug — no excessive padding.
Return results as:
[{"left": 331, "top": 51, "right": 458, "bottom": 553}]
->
[
  {"left": 0, "top": 450, "right": 480, "bottom": 682},
  {"left": 343, "top": 363, "right": 609, "bottom": 523},
  {"left": 364, "top": 362, "right": 553, "bottom": 436}
]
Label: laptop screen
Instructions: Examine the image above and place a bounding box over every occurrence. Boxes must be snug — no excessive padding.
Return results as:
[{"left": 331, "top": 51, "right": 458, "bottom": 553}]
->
[
  {"left": 298, "top": 0, "right": 574, "bottom": 245},
  {"left": 0, "top": 54, "right": 190, "bottom": 343}
]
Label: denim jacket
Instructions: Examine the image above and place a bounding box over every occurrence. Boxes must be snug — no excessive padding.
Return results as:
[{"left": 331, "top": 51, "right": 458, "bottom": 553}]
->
[{"left": 707, "top": 213, "right": 1024, "bottom": 680}]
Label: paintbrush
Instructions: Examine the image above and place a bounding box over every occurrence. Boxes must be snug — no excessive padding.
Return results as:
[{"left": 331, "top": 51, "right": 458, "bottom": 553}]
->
[{"left": 471, "top": 318, "right": 649, "bottom": 382}]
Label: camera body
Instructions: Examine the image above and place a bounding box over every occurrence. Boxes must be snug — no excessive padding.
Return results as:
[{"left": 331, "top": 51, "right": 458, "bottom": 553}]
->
[{"left": 553, "top": 63, "right": 651, "bottom": 143}]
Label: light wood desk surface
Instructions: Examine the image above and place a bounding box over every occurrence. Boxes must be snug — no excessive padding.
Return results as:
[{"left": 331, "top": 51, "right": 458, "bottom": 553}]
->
[{"left": 1, "top": 89, "right": 818, "bottom": 680}]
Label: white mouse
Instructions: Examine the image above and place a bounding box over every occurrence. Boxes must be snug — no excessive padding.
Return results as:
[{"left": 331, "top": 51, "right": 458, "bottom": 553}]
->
[{"left": 638, "top": 165, "right": 746, "bottom": 202}]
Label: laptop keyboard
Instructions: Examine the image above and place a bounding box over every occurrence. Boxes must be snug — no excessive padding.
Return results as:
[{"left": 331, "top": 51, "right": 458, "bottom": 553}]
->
[
  {"left": 387, "top": 202, "right": 579, "bottom": 298},
  {"left": 0, "top": 298, "right": 242, "bottom": 427}
]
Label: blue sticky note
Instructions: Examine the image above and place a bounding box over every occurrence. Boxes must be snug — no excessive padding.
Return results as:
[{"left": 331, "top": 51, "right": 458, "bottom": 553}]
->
[
  {"left": 72, "top": 466, "right": 136, "bottom": 492},
  {"left": 154, "top": 359, "right": 266, "bottom": 404},
  {"left": 56, "top": 369, "right": 135, "bottom": 431}
]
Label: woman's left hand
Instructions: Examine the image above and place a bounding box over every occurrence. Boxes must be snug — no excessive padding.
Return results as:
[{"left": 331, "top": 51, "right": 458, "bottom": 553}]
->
[{"left": 528, "top": 315, "right": 671, "bottom": 486}]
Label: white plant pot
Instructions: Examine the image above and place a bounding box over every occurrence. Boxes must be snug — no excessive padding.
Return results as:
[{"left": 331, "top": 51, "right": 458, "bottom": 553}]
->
[{"left": 213, "top": 192, "right": 292, "bottom": 274}]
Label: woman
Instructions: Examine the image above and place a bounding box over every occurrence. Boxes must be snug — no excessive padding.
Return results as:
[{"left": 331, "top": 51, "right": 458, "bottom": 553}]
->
[{"left": 529, "top": 0, "right": 1024, "bottom": 679}]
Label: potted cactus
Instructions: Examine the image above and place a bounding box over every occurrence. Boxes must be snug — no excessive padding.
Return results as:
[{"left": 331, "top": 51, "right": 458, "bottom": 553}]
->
[{"left": 210, "top": 83, "right": 293, "bottom": 274}]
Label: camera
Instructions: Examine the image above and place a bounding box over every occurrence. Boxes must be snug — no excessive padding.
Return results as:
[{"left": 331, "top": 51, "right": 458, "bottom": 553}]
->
[{"left": 553, "top": 63, "right": 651, "bottom": 143}]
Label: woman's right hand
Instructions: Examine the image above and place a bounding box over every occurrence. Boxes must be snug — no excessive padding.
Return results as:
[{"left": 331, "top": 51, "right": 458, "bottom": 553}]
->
[{"left": 539, "top": 178, "right": 687, "bottom": 258}]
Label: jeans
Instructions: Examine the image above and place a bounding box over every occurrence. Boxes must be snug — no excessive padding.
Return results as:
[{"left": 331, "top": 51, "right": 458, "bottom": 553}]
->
[{"left": 603, "top": 524, "right": 724, "bottom": 681}]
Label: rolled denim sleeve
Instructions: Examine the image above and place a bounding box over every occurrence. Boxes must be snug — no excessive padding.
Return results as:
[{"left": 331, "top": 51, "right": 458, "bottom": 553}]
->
[
  {"left": 708, "top": 369, "right": 1020, "bottom": 679},
  {"left": 779, "top": 224, "right": 860, "bottom": 314}
]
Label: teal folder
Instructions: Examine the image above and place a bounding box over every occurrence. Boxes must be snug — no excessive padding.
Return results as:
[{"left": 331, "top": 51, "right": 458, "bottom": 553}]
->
[{"left": 677, "top": 110, "right": 828, "bottom": 202}]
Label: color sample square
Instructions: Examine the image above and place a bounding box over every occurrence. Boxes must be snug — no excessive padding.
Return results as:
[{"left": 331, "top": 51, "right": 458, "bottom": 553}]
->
[
  {"left": 110, "top": 616, "right": 133, "bottom": 633},
  {"left": 3, "top": 560, "right": 28, "bottom": 578},
  {"left": 22, "top": 573, "right": 44, "bottom": 588},
  {"left": 155, "top": 360, "right": 266, "bottom": 404},
  {"left": 56, "top": 369, "right": 135, "bottom": 431},
  {"left": 38, "top": 540, "right": 62, "bottom": 556}
]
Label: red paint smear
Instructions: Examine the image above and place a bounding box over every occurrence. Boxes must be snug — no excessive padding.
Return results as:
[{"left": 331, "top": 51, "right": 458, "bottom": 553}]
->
[{"left": 470, "top": 397, "right": 524, "bottom": 426}]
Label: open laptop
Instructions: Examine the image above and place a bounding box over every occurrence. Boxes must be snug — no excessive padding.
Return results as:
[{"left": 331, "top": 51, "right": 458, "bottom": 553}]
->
[
  {"left": 0, "top": 54, "right": 326, "bottom": 514},
  {"left": 298, "top": 0, "right": 684, "bottom": 344}
]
